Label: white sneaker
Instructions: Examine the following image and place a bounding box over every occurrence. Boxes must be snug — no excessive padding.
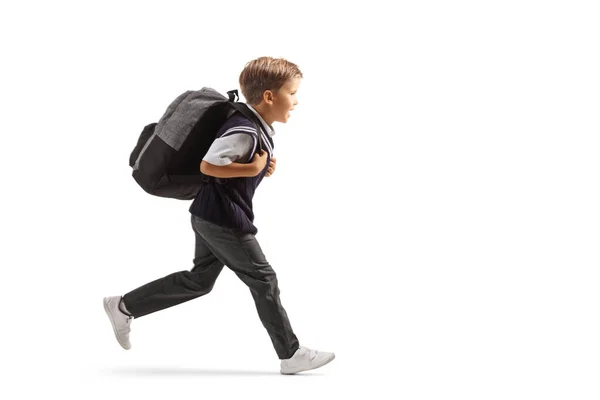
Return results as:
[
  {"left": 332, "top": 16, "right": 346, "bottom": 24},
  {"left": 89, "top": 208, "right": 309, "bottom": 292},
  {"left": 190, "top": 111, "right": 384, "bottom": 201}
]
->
[
  {"left": 103, "top": 296, "right": 133, "bottom": 350},
  {"left": 280, "top": 346, "right": 335, "bottom": 375}
]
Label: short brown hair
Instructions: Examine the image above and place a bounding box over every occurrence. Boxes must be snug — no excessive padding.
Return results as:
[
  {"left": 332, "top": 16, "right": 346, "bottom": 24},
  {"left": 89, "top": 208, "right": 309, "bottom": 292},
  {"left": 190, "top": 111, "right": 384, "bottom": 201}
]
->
[{"left": 239, "top": 57, "right": 303, "bottom": 105}]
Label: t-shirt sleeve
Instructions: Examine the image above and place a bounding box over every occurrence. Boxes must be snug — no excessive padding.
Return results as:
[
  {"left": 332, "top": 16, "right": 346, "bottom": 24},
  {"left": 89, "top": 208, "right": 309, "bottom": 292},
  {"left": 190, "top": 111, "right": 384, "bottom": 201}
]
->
[{"left": 202, "top": 133, "right": 256, "bottom": 166}]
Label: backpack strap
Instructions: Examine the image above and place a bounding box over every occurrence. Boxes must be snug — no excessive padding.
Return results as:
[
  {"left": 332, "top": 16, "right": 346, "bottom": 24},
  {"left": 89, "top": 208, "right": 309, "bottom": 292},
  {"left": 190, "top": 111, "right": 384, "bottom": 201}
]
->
[{"left": 229, "top": 101, "right": 265, "bottom": 154}]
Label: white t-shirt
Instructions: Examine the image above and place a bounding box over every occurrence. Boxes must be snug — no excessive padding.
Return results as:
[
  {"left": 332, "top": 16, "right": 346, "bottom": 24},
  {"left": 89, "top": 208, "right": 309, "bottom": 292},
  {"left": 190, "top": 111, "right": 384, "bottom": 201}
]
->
[{"left": 203, "top": 104, "right": 274, "bottom": 166}]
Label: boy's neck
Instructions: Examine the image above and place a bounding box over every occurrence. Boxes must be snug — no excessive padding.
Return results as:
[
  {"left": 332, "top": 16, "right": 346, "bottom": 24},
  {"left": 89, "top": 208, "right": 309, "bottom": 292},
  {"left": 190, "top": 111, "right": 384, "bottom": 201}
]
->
[{"left": 251, "top": 103, "right": 274, "bottom": 127}]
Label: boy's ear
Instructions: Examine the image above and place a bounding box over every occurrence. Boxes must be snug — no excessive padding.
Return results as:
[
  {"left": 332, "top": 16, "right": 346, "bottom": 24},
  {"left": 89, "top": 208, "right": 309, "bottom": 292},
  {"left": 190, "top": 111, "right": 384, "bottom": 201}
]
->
[{"left": 262, "top": 90, "right": 274, "bottom": 105}]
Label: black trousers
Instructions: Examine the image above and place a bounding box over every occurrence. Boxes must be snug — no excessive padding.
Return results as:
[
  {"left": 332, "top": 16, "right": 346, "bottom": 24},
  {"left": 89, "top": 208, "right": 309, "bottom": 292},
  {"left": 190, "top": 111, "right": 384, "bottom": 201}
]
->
[{"left": 122, "top": 215, "right": 300, "bottom": 359}]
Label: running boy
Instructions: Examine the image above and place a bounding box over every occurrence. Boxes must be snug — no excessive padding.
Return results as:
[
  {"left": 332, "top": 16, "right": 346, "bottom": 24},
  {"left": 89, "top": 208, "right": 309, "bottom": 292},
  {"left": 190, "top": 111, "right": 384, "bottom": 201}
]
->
[{"left": 103, "top": 57, "right": 335, "bottom": 375}]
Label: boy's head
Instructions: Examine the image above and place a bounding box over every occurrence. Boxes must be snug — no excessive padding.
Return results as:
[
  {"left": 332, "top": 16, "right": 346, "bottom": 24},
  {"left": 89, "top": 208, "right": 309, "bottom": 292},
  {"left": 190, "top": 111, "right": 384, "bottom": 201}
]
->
[{"left": 239, "top": 57, "right": 303, "bottom": 124}]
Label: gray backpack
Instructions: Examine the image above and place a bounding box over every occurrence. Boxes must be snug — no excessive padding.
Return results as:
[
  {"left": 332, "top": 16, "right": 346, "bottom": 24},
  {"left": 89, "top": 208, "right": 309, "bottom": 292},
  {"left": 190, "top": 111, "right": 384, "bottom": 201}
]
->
[{"left": 129, "top": 88, "right": 263, "bottom": 200}]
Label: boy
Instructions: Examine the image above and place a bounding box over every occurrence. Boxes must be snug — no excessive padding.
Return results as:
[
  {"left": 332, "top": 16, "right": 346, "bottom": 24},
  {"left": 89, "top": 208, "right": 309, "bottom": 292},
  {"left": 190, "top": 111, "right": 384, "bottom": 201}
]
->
[{"left": 103, "top": 57, "right": 335, "bottom": 375}]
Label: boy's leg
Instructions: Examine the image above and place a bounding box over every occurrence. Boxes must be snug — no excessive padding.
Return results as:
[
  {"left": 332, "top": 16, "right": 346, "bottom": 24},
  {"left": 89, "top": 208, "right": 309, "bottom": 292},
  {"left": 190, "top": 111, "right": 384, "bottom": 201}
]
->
[
  {"left": 191, "top": 216, "right": 300, "bottom": 360},
  {"left": 120, "top": 216, "right": 225, "bottom": 318}
]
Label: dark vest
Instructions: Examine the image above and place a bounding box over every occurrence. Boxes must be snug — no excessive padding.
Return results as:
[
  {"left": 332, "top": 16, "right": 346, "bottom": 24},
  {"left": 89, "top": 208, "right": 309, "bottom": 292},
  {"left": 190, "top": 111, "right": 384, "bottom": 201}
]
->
[{"left": 188, "top": 113, "right": 273, "bottom": 235}]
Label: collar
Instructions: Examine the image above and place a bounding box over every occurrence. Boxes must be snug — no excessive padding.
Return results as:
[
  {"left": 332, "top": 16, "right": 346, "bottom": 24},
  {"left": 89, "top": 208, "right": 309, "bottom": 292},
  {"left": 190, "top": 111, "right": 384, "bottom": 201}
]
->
[{"left": 245, "top": 104, "right": 275, "bottom": 137}]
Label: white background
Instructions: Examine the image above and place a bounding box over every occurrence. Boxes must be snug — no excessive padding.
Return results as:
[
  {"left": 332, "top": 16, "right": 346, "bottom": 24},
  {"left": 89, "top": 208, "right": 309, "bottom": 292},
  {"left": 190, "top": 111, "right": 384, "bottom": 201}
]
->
[{"left": 1, "top": 0, "right": 599, "bottom": 399}]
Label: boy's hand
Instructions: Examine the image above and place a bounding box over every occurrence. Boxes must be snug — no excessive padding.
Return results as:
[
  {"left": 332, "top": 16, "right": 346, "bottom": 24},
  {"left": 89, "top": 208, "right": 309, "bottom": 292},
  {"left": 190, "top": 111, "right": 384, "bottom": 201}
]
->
[
  {"left": 252, "top": 150, "right": 268, "bottom": 176},
  {"left": 265, "top": 157, "right": 276, "bottom": 177}
]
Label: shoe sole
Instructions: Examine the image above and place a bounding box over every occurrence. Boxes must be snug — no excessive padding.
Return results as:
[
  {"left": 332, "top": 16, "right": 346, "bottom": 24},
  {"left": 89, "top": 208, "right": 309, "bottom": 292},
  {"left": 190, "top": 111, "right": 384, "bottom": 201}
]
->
[
  {"left": 280, "top": 353, "right": 335, "bottom": 375},
  {"left": 103, "top": 298, "right": 131, "bottom": 350}
]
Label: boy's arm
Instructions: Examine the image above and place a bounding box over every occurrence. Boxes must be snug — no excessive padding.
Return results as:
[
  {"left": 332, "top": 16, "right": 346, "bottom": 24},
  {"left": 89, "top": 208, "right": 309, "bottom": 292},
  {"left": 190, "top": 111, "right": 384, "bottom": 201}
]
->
[
  {"left": 200, "top": 159, "right": 260, "bottom": 178},
  {"left": 200, "top": 132, "right": 257, "bottom": 178},
  {"left": 200, "top": 123, "right": 270, "bottom": 178}
]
